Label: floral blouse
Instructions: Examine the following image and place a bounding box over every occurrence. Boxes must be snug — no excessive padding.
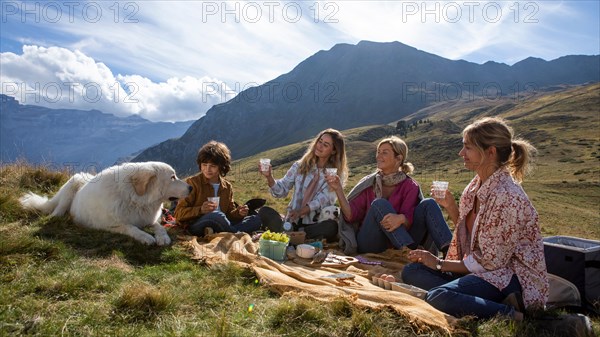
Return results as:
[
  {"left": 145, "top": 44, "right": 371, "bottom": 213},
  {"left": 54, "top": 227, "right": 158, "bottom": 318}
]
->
[
  {"left": 270, "top": 161, "right": 337, "bottom": 224},
  {"left": 446, "top": 168, "right": 549, "bottom": 309}
]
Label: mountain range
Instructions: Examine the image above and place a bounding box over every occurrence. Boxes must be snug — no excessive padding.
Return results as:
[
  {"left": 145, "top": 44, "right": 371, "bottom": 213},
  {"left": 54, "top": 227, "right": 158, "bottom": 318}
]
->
[
  {"left": 0, "top": 94, "right": 194, "bottom": 169},
  {"left": 1, "top": 41, "right": 598, "bottom": 173},
  {"left": 132, "top": 41, "right": 600, "bottom": 175}
]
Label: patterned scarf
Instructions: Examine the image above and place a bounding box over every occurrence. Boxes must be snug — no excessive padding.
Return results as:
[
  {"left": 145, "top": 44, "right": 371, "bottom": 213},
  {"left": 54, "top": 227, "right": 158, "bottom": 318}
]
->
[{"left": 374, "top": 171, "right": 407, "bottom": 198}]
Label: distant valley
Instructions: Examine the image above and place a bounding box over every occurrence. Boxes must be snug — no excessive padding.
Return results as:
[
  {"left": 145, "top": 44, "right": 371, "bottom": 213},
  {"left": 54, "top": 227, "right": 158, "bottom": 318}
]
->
[{"left": 0, "top": 94, "right": 194, "bottom": 169}]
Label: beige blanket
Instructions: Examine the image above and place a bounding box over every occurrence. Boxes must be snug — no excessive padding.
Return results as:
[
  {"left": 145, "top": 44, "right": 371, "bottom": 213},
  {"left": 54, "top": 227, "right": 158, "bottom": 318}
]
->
[{"left": 183, "top": 232, "right": 459, "bottom": 334}]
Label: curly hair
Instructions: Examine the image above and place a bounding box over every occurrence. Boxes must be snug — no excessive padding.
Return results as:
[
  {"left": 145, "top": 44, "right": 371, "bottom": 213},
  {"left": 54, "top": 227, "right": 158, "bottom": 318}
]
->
[{"left": 196, "top": 141, "right": 231, "bottom": 177}]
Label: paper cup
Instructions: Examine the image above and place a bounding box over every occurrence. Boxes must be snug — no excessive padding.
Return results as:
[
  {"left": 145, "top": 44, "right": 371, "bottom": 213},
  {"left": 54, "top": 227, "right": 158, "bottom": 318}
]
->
[
  {"left": 325, "top": 168, "right": 338, "bottom": 177},
  {"left": 432, "top": 181, "right": 449, "bottom": 199},
  {"left": 259, "top": 158, "right": 271, "bottom": 172},
  {"left": 208, "top": 197, "right": 220, "bottom": 211}
]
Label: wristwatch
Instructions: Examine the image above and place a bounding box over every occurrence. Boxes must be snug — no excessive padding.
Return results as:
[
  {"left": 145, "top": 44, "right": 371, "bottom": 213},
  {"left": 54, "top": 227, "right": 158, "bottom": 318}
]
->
[{"left": 436, "top": 259, "right": 443, "bottom": 271}]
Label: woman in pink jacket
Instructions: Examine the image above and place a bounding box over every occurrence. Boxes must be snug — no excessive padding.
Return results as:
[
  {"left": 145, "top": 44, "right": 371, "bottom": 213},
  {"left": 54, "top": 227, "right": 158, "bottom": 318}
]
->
[{"left": 402, "top": 117, "right": 548, "bottom": 321}]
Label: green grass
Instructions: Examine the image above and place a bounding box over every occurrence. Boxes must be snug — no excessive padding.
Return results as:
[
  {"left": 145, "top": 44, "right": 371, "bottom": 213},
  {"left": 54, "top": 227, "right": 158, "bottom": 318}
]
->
[
  {"left": 1, "top": 164, "right": 453, "bottom": 336},
  {"left": 3, "top": 164, "right": 595, "bottom": 336},
  {"left": 2, "top": 84, "right": 600, "bottom": 336}
]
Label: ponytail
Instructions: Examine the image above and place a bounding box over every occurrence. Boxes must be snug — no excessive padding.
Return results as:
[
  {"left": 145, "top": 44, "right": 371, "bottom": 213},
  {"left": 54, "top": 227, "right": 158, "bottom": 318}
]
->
[
  {"left": 464, "top": 117, "right": 537, "bottom": 183},
  {"left": 509, "top": 139, "right": 536, "bottom": 183},
  {"left": 401, "top": 162, "right": 414, "bottom": 175}
]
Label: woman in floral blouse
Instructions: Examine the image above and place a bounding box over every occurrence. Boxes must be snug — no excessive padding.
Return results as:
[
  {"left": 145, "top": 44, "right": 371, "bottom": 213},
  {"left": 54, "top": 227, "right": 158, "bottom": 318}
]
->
[
  {"left": 402, "top": 117, "right": 548, "bottom": 321},
  {"left": 259, "top": 128, "right": 348, "bottom": 242}
]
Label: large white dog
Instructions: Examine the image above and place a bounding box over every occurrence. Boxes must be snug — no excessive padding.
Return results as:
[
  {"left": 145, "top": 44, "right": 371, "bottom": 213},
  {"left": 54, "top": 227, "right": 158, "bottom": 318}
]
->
[{"left": 19, "top": 161, "right": 191, "bottom": 246}]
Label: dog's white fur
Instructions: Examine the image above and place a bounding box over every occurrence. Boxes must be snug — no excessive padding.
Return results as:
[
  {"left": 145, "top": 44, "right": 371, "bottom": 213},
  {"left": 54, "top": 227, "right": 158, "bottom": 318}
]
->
[
  {"left": 318, "top": 205, "right": 340, "bottom": 222},
  {"left": 19, "top": 162, "right": 191, "bottom": 246},
  {"left": 314, "top": 205, "right": 340, "bottom": 222}
]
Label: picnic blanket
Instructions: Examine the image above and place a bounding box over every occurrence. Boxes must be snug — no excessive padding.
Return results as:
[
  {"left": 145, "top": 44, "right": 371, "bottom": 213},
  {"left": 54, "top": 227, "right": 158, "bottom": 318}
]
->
[{"left": 183, "top": 232, "right": 459, "bottom": 335}]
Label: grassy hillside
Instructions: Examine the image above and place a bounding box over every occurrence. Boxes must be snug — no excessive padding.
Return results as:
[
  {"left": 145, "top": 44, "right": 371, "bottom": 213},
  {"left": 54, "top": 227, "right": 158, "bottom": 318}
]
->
[
  {"left": 1, "top": 84, "right": 598, "bottom": 336},
  {"left": 230, "top": 83, "right": 600, "bottom": 240}
]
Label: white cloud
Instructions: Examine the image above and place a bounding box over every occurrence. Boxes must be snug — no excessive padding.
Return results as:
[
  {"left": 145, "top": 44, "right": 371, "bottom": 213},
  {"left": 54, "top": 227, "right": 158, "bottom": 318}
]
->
[
  {"left": 7, "top": 1, "right": 346, "bottom": 85},
  {"left": 0, "top": 46, "right": 228, "bottom": 122},
  {"left": 117, "top": 74, "right": 231, "bottom": 122}
]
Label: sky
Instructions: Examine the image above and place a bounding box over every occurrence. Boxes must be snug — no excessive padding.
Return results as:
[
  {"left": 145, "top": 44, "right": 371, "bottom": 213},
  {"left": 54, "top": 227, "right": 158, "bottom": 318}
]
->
[{"left": 1, "top": 0, "right": 599, "bottom": 122}]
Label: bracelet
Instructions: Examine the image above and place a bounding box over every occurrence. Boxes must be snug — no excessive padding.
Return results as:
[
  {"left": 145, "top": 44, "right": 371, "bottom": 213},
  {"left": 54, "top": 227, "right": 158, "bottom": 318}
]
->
[{"left": 436, "top": 258, "right": 443, "bottom": 271}]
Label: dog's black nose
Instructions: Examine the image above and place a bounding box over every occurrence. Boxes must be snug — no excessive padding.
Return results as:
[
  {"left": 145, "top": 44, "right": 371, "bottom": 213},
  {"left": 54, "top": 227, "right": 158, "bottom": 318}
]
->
[{"left": 333, "top": 211, "right": 339, "bottom": 217}]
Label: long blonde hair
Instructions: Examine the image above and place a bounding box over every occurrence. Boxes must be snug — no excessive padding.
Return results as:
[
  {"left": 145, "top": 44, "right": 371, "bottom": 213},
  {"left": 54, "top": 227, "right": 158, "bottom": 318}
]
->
[
  {"left": 377, "top": 136, "right": 414, "bottom": 174},
  {"left": 463, "top": 117, "right": 536, "bottom": 182},
  {"left": 298, "top": 128, "right": 349, "bottom": 183}
]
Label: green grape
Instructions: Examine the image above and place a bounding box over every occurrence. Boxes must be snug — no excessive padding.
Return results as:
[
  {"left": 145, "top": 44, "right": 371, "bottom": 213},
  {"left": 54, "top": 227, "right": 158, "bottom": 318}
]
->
[{"left": 260, "top": 230, "right": 289, "bottom": 243}]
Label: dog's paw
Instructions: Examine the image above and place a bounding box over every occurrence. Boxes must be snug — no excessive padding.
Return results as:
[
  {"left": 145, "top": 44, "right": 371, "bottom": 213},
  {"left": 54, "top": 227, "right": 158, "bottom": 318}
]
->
[
  {"left": 155, "top": 233, "right": 171, "bottom": 246},
  {"left": 137, "top": 233, "right": 157, "bottom": 245}
]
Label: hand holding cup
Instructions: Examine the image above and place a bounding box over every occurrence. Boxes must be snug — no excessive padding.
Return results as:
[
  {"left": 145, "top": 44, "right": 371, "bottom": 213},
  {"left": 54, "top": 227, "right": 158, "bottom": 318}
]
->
[
  {"left": 431, "top": 181, "right": 453, "bottom": 208},
  {"left": 207, "top": 197, "right": 220, "bottom": 212},
  {"left": 259, "top": 158, "right": 271, "bottom": 177},
  {"left": 431, "top": 181, "right": 449, "bottom": 199},
  {"left": 325, "top": 171, "right": 342, "bottom": 193}
]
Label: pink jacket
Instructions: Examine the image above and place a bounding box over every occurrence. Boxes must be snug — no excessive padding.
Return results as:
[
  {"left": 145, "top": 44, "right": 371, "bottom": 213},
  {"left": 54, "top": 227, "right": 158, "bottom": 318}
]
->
[{"left": 345, "top": 177, "right": 420, "bottom": 230}]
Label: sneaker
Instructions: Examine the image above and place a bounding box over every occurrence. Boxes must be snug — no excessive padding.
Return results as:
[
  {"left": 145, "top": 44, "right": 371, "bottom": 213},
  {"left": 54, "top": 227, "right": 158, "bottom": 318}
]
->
[{"left": 204, "top": 227, "right": 214, "bottom": 236}]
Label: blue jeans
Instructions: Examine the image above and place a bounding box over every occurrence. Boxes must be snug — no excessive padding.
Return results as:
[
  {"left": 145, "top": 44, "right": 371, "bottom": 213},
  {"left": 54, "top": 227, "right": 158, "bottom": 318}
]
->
[
  {"left": 401, "top": 262, "right": 522, "bottom": 319},
  {"left": 188, "top": 211, "right": 262, "bottom": 236},
  {"left": 356, "top": 198, "right": 452, "bottom": 254},
  {"left": 356, "top": 198, "right": 414, "bottom": 253},
  {"left": 411, "top": 198, "right": 453, "bottom": 255}
]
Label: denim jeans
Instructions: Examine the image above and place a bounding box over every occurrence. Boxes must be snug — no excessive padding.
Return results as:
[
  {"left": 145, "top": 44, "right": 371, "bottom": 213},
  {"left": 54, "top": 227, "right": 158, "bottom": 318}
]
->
[
  {"left": 401, "top": 262, "right": 522, "bottom": 319},
  {"left": 411, "top": 198, "right": 453, "bottom": 255},
  {"left": 356, "top": 198, "right": 414, "bottom": 253},
  {"left": 356, "top": 198, "right": 453, "bottom": 254},
  {"left": 188, "top": 211, "right": 262, "bottom": 236}
]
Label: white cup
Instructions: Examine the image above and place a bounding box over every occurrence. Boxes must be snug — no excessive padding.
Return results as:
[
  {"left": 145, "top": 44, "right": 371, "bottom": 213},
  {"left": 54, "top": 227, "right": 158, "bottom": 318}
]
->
[
  {"left": 325, "top": 168, "right": 338, "bottom": 177},
  {"left": 208, "top": 197, "right": 220, "bottom": 211},
  {"left": 432, "top": 181, "right": 449, "bottom": 199},
  {"left": 259, "top": 158, "right": 271, "bottom": 172}
]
